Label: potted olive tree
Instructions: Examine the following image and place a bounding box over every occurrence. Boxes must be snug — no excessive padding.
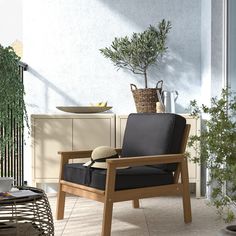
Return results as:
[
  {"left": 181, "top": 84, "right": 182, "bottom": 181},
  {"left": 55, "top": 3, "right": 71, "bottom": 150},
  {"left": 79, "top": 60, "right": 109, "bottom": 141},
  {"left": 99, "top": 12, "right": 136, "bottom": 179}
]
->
[
  {"left": 188, "top": 88, "right": 236, "bottom": 223},
  {"left": 0, "top": 44, "right": 28, "bottom": 186},
  {"left": 100, "top": 19, "right": 171, "bottom": 112}
]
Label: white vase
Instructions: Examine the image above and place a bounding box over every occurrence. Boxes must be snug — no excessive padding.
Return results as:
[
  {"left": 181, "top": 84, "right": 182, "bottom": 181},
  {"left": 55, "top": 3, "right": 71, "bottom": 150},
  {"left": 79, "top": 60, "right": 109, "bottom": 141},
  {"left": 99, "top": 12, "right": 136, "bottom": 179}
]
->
[
  {"left": 162, "top": 90, "right": 178, "bottom": 113},
  {"left": 0, "top": 177, "right": 13, "bottom": 192}
]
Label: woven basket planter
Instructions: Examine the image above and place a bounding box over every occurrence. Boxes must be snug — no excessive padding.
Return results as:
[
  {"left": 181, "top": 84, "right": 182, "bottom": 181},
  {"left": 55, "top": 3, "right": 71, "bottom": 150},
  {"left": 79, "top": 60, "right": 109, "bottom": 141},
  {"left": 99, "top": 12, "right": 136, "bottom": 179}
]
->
[
  {"left": 131, "top": 81, "right": 163, "bottom": 113},
  {"left": 0, "top": 186, "right": 54, "bottom": 236}
]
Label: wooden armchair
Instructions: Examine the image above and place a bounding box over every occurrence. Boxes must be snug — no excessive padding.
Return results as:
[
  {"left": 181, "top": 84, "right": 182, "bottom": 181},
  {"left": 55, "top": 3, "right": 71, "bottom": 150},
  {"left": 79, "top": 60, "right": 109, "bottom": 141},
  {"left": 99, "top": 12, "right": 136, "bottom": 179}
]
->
[{"left": 56, "top": 113, "right": 192, "bottom": 236}]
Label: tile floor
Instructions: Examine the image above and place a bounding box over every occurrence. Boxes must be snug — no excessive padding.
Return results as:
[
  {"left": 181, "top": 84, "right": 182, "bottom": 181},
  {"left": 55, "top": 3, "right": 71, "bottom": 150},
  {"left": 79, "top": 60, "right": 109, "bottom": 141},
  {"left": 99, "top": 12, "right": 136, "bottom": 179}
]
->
[{"left": 48, "top": 195, "right": 235, "bottom": 236}]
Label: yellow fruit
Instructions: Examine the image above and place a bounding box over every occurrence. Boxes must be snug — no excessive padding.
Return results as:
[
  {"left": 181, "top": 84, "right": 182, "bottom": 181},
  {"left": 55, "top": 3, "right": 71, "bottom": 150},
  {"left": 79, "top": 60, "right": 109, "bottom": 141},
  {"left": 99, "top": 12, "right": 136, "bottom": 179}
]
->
[
  {"left": 100, "top": 102, "right": 107, "bottom": 107},
  {"left": 90, "top": 101, "right": 107, "bottom": 107}
]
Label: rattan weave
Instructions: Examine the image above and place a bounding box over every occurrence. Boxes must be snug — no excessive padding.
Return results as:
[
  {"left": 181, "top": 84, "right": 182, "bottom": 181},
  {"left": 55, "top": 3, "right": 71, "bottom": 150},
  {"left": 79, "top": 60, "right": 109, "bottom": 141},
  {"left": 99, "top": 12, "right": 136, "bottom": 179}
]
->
[
  {"left": 131, "top": 84, "right": 162, "bottom": 113},
  {"left": 0, "top": 186, "right": 54, "bottom": 236}
]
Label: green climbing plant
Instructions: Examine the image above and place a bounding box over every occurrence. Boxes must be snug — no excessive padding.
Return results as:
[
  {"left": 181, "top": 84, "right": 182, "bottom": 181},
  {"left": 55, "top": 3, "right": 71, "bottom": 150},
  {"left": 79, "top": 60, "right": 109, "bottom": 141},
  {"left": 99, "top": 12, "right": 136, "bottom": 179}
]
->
[
  {"left": 188, "top": 88, "right": 236, "bottom": 222},
  {"left": 100, "top": 19, "right": 171, "bottom": 88},
  {"left": 0, "top": 44, "right": 28, "bottom": 160}
]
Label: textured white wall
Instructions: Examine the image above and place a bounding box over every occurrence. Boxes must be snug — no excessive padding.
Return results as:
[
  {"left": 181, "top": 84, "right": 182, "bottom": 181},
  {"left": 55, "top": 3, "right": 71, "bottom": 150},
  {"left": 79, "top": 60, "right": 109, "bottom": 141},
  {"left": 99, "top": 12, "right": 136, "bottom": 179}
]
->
[
  {"left": 201, "top": 0, "right": 211, "bottom": 106},
  {"left": 228, "top": 0, "right": 236, "bottom": 91},
  {"left": 211, "top": 0, "right": 225, "bottom": 97},
  {"left": 22, "top": 0, "right": 215, "bottom": 185},
  {"left": 23, "top": 0, "right": 201, "bottom": 115},
  {"left": 0, "top": 0, "right": 22, "bottom": 46}
]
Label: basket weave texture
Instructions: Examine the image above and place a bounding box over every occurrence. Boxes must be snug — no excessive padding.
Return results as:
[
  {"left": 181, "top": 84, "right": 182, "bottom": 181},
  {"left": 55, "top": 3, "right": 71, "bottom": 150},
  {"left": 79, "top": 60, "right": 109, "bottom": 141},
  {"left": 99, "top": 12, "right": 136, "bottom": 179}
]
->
[
  {"left": 132, "top": 88, "right": 162, "bottom": 113},
  {"left": 0, "top": 186, "right": 54, "bottom": 236}
]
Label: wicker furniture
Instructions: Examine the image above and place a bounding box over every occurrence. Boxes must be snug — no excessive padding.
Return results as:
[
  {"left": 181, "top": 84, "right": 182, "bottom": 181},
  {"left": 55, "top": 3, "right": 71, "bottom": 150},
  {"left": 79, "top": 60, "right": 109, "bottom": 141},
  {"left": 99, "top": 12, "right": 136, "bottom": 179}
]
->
[
  {"left": 130, "top": 81, "right": 163, "bottom": 113},
  {"left": 0, "top": 186, "right": 54, "bottom": 236}
]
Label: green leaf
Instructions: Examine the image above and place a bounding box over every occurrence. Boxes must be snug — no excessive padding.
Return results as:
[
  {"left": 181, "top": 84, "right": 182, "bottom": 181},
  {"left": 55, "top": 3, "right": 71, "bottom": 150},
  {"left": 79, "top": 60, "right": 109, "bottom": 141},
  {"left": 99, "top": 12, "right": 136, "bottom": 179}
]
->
[
  {"left": 100, "top": 19, "right": 171, "bottom": 87},
  {"left": 0, "top": 44, "right": 28, "bottom": 159},
  {"left": 188, "top": 88, "right": 236, "bottom": 223}
]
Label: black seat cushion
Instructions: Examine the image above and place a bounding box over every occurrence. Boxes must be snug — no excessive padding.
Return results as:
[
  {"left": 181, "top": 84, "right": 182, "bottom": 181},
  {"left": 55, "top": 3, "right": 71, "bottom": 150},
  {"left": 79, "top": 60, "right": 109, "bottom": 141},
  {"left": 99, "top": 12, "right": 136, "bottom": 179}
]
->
[
  {"left": 64, "top": 163, "right": 174, "bottom": 190},
  {"left": 121, "top": 113, "right": 186, "bottom": 172}
]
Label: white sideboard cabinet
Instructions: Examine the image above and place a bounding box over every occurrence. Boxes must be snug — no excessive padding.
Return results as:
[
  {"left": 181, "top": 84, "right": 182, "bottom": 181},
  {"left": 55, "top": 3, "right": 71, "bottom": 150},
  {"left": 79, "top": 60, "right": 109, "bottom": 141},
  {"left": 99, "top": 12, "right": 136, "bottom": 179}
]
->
[
  {"left": 116, "top": 114, "right": 201, "bottom": 198},
  {"left": 31, "top": 114, "right": 115, "bottom": 186}
]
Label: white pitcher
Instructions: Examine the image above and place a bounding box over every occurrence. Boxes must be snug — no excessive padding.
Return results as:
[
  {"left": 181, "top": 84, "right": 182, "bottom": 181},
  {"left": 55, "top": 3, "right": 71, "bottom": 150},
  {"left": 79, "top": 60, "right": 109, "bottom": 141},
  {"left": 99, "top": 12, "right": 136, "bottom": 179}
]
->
[{"left": 162, "top": 90, "right": 179, "bottom": 113}]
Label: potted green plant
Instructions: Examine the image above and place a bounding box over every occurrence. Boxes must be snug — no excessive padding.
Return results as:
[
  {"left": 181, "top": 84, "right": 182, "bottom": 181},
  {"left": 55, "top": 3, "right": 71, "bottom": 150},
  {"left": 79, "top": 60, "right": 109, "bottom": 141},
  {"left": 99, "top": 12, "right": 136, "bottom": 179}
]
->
[
  {"left": 0, "top": 44, "right": 28, "bottom": 181},
  {"left": 188, "top": 88, "right": 236, "bottom": 223},
  {"left": 100, "top": 19, "right": 171, "bottom": 112}
]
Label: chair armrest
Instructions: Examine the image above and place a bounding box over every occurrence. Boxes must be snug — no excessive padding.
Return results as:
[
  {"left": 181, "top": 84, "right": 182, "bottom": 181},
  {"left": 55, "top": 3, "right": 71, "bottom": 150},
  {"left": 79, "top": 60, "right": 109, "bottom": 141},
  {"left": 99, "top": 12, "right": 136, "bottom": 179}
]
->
[
  {"left": 106, "top": 153, "right": 186, "bottom": 168},
  {"left": 104, "top": 154, "right": 186, "bottom": 195},
  {"left": 58, "top": 148, "right": 122, "bottom": 161}
]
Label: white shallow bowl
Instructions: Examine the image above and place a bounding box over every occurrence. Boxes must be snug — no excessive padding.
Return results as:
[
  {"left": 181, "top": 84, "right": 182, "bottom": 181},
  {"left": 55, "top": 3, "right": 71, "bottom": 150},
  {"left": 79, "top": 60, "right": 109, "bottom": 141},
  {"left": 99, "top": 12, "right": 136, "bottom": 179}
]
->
[{"left": 0, "top": 177, "right": 13, "bottom": 192}]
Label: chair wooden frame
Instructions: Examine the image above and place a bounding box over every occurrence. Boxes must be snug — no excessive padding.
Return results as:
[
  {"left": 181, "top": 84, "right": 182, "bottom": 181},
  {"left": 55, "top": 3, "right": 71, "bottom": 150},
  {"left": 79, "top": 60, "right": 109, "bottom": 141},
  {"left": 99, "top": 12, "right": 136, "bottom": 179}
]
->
[{"left": 56, "top": 124, "right": 192, "bottom": 236}]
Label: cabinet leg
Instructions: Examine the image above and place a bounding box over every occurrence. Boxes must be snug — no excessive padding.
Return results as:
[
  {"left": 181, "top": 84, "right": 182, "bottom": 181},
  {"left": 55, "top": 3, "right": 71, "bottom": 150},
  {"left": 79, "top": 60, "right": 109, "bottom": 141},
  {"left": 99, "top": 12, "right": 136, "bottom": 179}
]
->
[
  {"left": 132, "top": 199, "right": 140, "bottom": 208},
  {"left": 196, "top": 181, "right": 201, "bottom": 198}
]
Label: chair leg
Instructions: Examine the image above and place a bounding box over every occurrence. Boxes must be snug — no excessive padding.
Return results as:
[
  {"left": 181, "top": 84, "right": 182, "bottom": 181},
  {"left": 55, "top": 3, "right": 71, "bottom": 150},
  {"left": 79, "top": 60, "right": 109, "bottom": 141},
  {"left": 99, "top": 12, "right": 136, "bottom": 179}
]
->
[
  {"left": 132, "top": 199, "right": 140, "bottom": 208},
  {"left": 182, "top": 186, "right": 192, "bottom": 223},
  {"left": 181, "top": 158, "right": 192, "bottom": 223},
  {"left": 56, "top": 184, "right": 66, "bottom": 220},
  {"left": 101, "top": 200, "right": 114, "bottom": 236}
]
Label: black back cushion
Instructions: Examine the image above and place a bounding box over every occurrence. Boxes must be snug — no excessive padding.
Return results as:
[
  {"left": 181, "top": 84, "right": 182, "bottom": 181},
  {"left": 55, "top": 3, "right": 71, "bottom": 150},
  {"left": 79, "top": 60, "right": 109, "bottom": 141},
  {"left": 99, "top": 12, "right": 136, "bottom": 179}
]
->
[{"left": 121, "top": 113, "right": 186, "bottom": 171}]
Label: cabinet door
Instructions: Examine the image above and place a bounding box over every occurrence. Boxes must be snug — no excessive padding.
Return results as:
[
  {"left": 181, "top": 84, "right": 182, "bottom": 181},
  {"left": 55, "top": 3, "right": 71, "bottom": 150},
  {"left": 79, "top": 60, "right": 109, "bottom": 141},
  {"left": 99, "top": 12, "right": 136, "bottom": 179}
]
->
[
  {"left": 185, "top": 116, "right": 201, "bottom": 197},
  {"left": 116, "top": 116, "right": 128, "bottom": 148},
  {"left": 73, "top": 118, "right": 115, "bottom": 150},
  {"left": 186, "top": 117, "right": 199, "bottom": 180},
  {"left": 33, "top": 118, "right": 72, "bottom": 181}
]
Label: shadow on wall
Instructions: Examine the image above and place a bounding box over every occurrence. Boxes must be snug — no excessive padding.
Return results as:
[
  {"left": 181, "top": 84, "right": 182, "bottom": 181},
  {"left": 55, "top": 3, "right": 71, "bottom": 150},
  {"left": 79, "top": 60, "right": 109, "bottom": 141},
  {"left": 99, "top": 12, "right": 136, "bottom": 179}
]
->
[
  {"left": 27, "top": 66, "right": 78, "bottom": 113},
  {"left": 148, "top": 48, "right": 201, "bottom": 91},
  {"left": 148, "top": 49, "right": 200, "bottom": 113},
  {"left": 98, "top": 0, "right": 179, "bottom": 29},
  {"left": 121, "top": 47, "right": 201, "bottom": 113},
  {"left": 98, "top": 0, "right": 201, "bottom": 112}
]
